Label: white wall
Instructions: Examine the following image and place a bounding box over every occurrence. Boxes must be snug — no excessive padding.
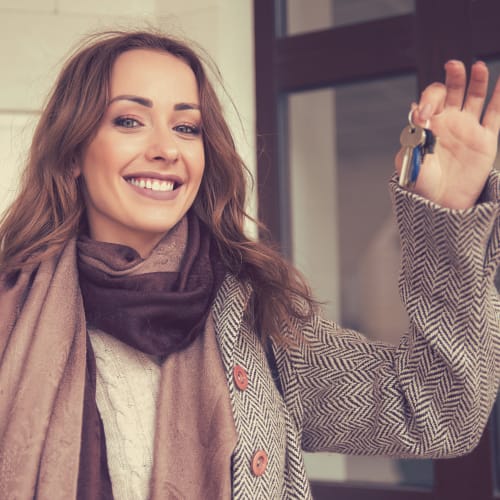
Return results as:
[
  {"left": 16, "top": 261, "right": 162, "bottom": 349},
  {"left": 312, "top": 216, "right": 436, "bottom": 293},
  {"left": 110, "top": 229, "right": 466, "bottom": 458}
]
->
[{"left": 0, "top": 0, "right": 256, "bottom": 222}]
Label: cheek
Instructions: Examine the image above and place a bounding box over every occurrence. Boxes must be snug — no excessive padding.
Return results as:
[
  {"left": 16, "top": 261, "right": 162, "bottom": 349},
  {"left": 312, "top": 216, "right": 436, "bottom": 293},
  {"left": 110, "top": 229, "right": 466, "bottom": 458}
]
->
[
  {"left": 84, "top": 143, "right": 112, "bottom": 173},
  {"left": 190, "top": 146, "right": 205, "bottom": 180},
  {"left": 82, "top": 130, "right": 132, "bottom": 172},
  {"left": 79, "top": 149, "right": 115, "bottom": 209}
]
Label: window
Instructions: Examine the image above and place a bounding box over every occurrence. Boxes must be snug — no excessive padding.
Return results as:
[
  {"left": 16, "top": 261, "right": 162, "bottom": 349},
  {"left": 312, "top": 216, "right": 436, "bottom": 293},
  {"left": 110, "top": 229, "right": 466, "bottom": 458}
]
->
[{"left": 254, "top": 1, "right": 500, "bottom": 498}]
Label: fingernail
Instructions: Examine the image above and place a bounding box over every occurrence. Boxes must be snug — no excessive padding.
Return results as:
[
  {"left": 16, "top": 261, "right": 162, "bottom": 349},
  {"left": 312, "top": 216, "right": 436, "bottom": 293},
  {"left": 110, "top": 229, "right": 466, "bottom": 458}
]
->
[{"left": 419, "top": 103, "right": 432, "bottom": 121}]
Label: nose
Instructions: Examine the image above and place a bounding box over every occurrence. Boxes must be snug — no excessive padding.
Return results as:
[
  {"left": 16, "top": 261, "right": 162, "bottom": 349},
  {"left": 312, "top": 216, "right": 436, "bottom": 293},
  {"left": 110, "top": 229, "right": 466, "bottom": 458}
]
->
[{"left": 145, "top": 127, "right": 179, "bottom": 163}]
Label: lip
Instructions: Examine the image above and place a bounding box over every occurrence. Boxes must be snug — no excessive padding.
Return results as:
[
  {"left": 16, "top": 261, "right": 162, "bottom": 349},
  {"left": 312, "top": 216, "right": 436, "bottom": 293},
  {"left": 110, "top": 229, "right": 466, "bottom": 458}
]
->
[
  {"left": 123, "top": 172, "right": 184, "bottom": 184},
  {"left": 123, "top": 176, "right": 184, "bottom": 201}
]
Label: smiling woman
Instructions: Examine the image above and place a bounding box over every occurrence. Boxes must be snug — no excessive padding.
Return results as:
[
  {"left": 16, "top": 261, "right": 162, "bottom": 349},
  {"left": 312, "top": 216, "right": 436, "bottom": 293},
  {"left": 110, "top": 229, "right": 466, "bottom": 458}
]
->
[
  {"left": 1, "top": 29, "right": 500, "bottom": 500},
  {"left": 0, "top": 30, "right": 321, "bottom": 499},
  {"left": 77, "top": 49, "right": 205, "bottom": 256}
]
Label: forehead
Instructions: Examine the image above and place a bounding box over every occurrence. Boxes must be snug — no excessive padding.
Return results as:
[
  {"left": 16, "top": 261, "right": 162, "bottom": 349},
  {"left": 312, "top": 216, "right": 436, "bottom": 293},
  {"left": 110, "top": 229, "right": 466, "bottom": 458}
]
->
[{"left": 110, "top": 49, "right": 199, "bottom": 101}]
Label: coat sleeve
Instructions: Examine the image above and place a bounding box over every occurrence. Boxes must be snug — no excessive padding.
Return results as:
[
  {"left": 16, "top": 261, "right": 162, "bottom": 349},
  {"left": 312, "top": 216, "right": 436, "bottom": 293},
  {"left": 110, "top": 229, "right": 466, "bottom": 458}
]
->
[{"left": 273, "top": 171, "right": 500, "bottom": 459}]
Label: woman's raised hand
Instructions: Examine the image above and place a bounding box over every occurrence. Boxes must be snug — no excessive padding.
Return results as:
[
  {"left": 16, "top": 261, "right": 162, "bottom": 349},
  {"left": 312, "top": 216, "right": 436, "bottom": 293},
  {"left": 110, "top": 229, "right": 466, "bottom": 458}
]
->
[{"left": 396, "top": 60, "right": 500, "bottom": 209}]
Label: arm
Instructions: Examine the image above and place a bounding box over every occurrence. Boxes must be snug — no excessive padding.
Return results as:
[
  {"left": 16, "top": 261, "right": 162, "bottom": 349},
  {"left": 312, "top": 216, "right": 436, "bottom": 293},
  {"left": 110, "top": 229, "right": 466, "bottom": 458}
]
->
[
  {"left": 272, "top": 62, "right": 500, "bottom": 458},
  {"left": 273, "top": 171, "right": 500, "bottom": 458}
]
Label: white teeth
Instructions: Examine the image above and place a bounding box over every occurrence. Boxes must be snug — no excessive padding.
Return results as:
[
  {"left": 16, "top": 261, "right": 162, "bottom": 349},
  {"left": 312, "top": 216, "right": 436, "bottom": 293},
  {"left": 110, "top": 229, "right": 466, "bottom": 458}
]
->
[
  {"left": 128, "top": 178, "right": 175, "bottom": 192},
  {"left": 159, "top": 181, "right": 174, "bottom": 192}
]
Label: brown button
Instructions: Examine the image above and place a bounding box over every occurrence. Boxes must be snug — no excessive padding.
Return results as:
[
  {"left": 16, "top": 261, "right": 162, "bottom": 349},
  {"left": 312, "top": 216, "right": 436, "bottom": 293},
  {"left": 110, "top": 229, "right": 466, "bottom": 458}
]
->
[
  {"left": 251, "top": 450, "right": 268, "bottom": 477},
  {"left": 233, "top": 365, "right": 249, "bottom": 391}
]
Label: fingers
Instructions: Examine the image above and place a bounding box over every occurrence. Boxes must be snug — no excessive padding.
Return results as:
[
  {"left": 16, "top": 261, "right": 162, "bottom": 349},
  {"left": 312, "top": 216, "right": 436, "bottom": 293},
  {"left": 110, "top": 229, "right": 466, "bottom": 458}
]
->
[
  {"left": 482, "top": 73, "right": 500, "bottom": 134},
  {"left": 413, "top": 84, "right": 446, "bottom": 125},
  {"left": 463, "top": 61, "right": 489, "bottom": 119},
  {"left": 444, "top": 60, "right": 467, "bottom": 109},
  {"left": 414, "top": 62, "right": 467, "bottom": 125},
  {"left": 416, "top": 60, "right": 495, "bottom": 125}
]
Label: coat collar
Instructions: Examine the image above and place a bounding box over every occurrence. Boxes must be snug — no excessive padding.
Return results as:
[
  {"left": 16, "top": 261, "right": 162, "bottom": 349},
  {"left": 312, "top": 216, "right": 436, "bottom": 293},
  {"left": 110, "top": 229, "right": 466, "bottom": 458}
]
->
[{"left": 211, "top": 274, "right": 252, "bottom": 366}]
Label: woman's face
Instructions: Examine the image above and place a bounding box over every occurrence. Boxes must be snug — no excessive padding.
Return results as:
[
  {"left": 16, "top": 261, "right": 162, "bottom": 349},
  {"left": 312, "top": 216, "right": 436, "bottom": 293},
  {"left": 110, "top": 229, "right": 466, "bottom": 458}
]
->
[{"left": 76, "top": 49, "right": 205, "bottom": 256}]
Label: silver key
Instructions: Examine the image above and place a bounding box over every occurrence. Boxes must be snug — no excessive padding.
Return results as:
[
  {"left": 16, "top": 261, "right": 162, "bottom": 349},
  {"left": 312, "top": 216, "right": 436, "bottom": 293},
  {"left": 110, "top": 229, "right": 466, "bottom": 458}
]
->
[{"left": 399, "top": 125, "right": 426, "bottom": 187}]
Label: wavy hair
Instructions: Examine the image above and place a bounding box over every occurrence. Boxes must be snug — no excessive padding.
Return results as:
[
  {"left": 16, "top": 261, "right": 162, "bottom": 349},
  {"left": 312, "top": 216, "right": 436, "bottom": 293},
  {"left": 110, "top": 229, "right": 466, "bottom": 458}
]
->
[{"left": 0, "top": 30, "right": 316, "bottom": 344}]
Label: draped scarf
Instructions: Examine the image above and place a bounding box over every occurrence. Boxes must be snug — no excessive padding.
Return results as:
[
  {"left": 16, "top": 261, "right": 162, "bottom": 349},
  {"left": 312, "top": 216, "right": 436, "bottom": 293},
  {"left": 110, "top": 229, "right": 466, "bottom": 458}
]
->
[
  {"left": 0, "top": 213, "right": 237, "bottom": 499},
  {"left": 78, "top": 214, "right": 225, "bottom": 355}
]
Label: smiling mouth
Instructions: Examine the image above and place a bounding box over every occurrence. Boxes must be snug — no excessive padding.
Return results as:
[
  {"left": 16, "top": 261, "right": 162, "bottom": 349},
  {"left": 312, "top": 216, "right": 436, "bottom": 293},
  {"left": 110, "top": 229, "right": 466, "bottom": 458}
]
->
[{"left": 125, "top": 177, "right": 180, "bottom": 192}]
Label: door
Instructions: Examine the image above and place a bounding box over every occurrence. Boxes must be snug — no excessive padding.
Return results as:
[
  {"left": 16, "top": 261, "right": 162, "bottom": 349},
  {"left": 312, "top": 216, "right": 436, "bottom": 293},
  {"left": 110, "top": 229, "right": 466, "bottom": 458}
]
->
[{"left": 254, "top": 1, "right": 500, "bottom": 498}]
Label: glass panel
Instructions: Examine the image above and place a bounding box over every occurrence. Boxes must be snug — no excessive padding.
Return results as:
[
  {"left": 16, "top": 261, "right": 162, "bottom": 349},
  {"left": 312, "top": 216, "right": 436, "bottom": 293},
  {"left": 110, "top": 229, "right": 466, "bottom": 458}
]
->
[
  {"left": 286, "top": 73, "right": 433, "bottom": 487},
  {"left": 280, "top": 0, "right": 414, "bottom": 37}
]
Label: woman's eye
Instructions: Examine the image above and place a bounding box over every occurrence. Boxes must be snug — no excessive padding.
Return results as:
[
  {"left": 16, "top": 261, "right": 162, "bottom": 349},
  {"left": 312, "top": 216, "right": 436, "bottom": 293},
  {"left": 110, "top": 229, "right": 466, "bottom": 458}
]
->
[
  {"left": 113, "top": 116, "right": 141, "bottom": 128},
  {"left": 175, "top": 124, "right": 200, "bottom": 135}
]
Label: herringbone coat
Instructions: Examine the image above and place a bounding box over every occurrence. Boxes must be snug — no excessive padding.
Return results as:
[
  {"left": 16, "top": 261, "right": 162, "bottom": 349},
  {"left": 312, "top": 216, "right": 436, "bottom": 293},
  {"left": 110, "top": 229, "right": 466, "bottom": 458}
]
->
[{"left": 211, "top": 174, "right": 500, "bottom": 499}]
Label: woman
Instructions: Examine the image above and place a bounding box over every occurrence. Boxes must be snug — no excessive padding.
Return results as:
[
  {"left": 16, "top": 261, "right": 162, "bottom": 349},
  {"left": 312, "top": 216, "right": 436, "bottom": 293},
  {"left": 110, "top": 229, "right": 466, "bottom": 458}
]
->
[{"left": 0, "top": 30, "right": 499, "bottom": 500}]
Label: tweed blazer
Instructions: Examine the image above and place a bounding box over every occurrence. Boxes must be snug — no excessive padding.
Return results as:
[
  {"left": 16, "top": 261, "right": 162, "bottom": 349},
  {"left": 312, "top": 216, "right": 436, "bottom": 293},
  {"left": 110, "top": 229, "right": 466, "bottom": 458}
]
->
[{"left": 210, "top": 174, "right": 500, "bottom": 499}]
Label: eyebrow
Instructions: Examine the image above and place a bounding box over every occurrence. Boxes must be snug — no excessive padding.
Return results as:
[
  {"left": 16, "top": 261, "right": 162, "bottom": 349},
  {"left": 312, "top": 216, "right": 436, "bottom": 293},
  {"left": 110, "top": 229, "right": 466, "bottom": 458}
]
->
[
  {"left": 109, "top": 95, "right": 153, "bottom": 107},
  {"left": 174, "top": 102, "right": 200, "bottom": 111},
  {"left": 108, "top": 95, "right": 200, "bottom": 111}
]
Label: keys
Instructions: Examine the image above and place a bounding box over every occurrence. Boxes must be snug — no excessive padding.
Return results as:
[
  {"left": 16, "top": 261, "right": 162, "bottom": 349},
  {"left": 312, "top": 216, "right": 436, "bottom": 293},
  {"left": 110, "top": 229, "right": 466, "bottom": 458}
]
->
[
  {"left": 423, "top": 127, "right": 436, "bottom": 154},
  {"left": 408, "top": 127, "right": 437, "bottom": 185},
  {"left": 398, "top": 110, "right": 437, "bottom": 188},
  {"left": 399, "top": 125, "right": 426, "bottom": 188},
  {"left": 410, "top": 141, "right": 423, "bottom": 184}
]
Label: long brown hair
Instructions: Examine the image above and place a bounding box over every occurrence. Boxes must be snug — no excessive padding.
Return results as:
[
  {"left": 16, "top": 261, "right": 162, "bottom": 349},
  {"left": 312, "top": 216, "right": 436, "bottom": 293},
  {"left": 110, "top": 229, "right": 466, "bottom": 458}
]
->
[{"left": 0, "top": 30, "right": 316, "bottom": 344}]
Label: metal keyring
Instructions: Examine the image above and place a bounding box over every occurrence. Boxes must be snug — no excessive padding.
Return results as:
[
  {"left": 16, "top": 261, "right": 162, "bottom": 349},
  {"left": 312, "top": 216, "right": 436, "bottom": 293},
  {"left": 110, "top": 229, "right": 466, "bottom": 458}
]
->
[
  {"left": 408, "top": 108, "right": 416, "bottom": 128},
  {"left": 408, "top": 108, "right": 430, "bottom": 129}
]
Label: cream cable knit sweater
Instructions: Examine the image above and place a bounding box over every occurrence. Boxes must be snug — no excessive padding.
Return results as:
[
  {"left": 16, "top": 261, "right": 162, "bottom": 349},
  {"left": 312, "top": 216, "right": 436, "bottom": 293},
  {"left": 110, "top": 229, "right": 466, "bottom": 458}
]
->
[{"left": 89, "top": 328, "right": 161, "bottom": 500}]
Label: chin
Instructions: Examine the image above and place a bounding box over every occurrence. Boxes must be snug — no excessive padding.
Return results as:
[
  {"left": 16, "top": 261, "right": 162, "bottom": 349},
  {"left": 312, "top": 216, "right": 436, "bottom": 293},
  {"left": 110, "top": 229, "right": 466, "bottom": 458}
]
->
[{"left": 137, "top": 220, "right": 180, "bottom": 237}]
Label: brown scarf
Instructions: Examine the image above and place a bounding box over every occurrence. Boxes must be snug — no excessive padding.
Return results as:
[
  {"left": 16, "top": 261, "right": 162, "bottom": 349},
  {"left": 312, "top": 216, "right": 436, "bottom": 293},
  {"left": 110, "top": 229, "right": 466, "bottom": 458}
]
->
[
  {"left": 78, "top": 214, "right": 225, "bottom": 355},
  {"left": 0, "top": 213, "right": 236, "bottom": 499}
]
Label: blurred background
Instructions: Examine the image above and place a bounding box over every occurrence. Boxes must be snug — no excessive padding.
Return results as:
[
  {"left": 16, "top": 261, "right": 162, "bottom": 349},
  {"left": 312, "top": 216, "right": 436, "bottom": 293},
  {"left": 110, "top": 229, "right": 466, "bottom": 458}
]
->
[{"left": 2, "top": 1, "right": 500, "bottom": 499}]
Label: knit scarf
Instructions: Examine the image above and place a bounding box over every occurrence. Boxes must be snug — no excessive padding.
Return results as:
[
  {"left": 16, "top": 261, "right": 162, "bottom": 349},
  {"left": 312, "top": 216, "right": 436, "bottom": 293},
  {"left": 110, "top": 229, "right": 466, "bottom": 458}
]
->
[
  {"left": 0, "top": 213, "right": 236, "bottom": 499},
  {"left": 77, "top": 214, "right": 226, "bottom": 355}
]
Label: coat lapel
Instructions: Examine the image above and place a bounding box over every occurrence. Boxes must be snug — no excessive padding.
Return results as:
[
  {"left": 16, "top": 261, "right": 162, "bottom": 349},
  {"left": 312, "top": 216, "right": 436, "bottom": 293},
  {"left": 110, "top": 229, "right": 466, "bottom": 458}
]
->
[{"left": 211, "top": 274, "right": 252, "bottom": 375}]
